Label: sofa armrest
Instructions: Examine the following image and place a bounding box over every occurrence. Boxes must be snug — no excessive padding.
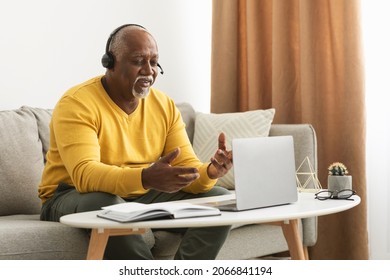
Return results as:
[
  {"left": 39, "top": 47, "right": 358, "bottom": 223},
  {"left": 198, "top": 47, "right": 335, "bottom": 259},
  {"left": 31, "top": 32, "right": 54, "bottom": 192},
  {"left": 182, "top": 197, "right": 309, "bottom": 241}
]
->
[{"left": 269, "top": 124, "right": 318, "bottom": 247}]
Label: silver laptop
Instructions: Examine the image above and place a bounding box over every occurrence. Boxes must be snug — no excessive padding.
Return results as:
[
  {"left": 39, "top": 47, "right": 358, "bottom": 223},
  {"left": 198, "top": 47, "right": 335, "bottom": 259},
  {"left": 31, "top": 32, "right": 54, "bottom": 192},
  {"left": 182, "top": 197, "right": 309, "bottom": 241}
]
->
[{"left": 218, "top": 135, "right": 298, "bottom": 211}]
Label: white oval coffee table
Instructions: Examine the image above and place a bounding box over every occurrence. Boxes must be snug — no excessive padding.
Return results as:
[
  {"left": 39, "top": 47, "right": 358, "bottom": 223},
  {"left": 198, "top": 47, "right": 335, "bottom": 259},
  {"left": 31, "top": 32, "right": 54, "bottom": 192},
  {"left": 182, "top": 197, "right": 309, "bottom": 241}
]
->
[{"left": 60, "top": 192, "right": 360, "bottom": 260}]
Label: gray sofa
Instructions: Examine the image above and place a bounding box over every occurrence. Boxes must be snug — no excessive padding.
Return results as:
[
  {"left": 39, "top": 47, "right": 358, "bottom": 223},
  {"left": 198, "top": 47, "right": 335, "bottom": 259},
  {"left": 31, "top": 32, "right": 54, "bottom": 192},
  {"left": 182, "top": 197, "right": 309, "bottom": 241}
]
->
[{"left": 0, "top": 103, "right": 318, "bottom": 260}]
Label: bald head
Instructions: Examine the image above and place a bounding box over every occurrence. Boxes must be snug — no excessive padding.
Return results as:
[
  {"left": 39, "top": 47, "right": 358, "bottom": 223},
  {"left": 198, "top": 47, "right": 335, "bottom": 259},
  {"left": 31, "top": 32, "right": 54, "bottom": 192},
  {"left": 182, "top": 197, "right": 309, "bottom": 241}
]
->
[{"left": 109, "top": 25, "right": 158, "bottom": 62}]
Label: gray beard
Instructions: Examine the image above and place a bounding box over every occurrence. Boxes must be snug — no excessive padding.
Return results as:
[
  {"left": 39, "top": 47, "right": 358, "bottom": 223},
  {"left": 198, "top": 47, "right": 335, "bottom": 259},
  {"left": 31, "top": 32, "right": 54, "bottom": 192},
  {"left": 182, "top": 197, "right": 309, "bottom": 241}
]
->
[
  {"left": 132, "top": 87, "right": 150, "bottom": 99},
  {"left": 132, "top": 76, "right": 153, "bottom": 99}
]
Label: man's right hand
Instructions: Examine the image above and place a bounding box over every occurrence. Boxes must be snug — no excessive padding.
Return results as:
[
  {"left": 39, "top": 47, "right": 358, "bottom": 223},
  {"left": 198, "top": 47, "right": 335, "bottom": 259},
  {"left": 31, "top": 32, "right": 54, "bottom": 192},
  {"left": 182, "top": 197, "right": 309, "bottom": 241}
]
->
[{"left": 141, "top": 148, "right": 200, "bottom": 193}]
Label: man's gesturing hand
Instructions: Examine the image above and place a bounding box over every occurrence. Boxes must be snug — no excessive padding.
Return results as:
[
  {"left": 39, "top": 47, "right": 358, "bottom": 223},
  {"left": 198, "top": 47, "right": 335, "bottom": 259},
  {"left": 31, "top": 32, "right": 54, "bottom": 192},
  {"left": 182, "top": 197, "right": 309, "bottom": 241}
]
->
[
  {"left": 208, "top": 132, "right": 233, "bottom": 179},
  {"left": 142, "top": 148, "right": 200, "bottom": 193}
]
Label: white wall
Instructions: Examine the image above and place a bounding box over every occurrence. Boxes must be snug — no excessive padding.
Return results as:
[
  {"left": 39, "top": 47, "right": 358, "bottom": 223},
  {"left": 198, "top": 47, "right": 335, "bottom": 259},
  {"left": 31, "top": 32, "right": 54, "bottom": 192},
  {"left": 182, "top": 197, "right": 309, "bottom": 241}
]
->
[
  {"left": 0, "top": 0, "right": 212, "bottom": 112},
  {"left": 362, "top": 1, "right": 390, "bottom": 260}
]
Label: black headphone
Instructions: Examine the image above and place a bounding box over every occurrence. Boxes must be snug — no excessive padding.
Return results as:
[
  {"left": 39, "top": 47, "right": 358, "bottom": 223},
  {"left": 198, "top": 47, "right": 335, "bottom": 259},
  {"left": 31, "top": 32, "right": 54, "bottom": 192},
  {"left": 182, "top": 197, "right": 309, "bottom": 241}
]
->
[{"left": 101, "top": 24, "right": 164, "bottom": 74}]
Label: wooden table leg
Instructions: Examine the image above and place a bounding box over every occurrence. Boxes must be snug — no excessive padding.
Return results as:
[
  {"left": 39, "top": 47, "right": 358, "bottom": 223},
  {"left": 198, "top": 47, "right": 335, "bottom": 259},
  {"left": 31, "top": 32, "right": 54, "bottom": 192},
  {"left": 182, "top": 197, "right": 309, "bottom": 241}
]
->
[
  {"left": 87, "top": 228, "right": 110, "bottom": 260},
  {"left": 86, "top": 228, "right": 146, "bottom": 260},
  {"left": 281, "top": 219, "right": 307, "bottom": 260}
]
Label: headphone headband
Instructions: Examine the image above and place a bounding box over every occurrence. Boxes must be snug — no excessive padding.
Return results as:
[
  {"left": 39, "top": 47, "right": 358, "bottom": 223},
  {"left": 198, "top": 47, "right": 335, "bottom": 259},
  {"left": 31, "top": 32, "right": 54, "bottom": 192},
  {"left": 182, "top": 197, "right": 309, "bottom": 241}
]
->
[{"left": 101, "top": 24, "right": 163, "bottom": 74}]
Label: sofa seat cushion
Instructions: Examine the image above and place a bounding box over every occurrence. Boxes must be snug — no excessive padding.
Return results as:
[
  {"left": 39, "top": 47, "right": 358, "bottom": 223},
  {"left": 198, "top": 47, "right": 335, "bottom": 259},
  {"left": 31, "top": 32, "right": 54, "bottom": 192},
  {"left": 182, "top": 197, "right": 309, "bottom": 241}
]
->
[
  {"left": 216, "top": 223, "right": 289, "bottom": 260},
  {"left": 0, "top": 217, "right": 89, "bottom": 259},
  {"left": 0, "top": 214, "right": 156, "bottom": 259},
  {"left": 0, "top": 214, "right": 41, "bottom": 221},
  {"left": 0, "top": 108, "right": 44, "bottom": 215}
]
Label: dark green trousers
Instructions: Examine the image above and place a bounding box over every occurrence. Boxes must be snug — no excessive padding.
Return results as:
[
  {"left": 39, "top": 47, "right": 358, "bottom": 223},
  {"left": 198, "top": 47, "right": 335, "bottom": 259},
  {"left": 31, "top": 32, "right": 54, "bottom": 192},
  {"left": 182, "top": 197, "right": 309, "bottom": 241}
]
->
[{"left": 41, "top": 185, "right": 231, "bottom": 260}]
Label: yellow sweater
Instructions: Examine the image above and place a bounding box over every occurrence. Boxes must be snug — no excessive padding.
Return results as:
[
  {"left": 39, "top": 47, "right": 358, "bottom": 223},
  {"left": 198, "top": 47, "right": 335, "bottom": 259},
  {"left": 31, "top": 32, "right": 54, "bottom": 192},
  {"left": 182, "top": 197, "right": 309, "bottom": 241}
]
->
[{"left": 38, "top": 76, "right": 216, "bottom": 203}]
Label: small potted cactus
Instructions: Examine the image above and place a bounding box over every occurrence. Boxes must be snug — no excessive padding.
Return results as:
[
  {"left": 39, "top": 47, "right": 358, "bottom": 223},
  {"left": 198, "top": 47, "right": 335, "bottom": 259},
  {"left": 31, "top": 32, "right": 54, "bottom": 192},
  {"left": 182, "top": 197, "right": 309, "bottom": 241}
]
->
[{"left": 327, "top": 162, "right": 352, "bottom": 192}]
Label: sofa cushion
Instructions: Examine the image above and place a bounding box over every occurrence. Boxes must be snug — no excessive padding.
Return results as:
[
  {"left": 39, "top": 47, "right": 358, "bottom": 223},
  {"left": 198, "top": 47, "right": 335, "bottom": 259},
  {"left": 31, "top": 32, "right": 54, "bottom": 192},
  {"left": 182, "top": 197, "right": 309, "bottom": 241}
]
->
[
  {"left": 22, "top": 107, "right": 53, "bottom": 160},
  {"left": 193, "top": 109, "right": 275, "bottom": 189},
  {"left": 0, "top": 109, "right": 43, "bottom": 215},
  {"left": 0, "top": 218, "right": 89, "bottom": 259},
  {"left": 216, "top": 223, "right": 289, "bottom": 259}
]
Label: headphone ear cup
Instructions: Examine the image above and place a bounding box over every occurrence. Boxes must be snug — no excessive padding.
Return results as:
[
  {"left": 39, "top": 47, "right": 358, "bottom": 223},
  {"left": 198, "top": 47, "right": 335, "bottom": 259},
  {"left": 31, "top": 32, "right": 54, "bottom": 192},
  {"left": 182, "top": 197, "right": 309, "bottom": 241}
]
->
[{"left": 101, "top": 52, "right": 114, "bottom": 69}]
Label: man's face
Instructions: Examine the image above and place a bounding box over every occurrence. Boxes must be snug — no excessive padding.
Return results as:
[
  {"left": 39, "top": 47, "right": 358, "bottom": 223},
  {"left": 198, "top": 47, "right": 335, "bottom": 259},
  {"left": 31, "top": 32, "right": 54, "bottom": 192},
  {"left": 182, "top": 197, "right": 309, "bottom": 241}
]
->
[{"left": 113, "top": 30, "right": 159, "bottom": 100}]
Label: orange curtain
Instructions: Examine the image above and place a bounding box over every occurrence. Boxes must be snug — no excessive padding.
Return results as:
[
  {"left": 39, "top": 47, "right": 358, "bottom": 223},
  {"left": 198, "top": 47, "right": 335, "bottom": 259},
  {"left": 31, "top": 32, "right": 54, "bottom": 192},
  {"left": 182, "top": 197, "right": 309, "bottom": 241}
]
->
[{"left": 211, "top": 0, "right": 368, "bottom": 259}]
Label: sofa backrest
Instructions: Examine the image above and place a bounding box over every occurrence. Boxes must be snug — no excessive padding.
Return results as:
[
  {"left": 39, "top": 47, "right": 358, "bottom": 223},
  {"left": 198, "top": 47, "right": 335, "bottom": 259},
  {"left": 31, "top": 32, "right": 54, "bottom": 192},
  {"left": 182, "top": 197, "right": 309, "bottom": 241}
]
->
[
  {"left": 0, "top": 103, "right": 317, "bottom": 216},
  {"left": 176, "top": 103, "right": 196, "bottom": 143},
  {"left": 0, "top": 107, "right": 45, "bottom": 215},
  {"left": 22, "top": 107, "right": 53, "bottom": 161}
]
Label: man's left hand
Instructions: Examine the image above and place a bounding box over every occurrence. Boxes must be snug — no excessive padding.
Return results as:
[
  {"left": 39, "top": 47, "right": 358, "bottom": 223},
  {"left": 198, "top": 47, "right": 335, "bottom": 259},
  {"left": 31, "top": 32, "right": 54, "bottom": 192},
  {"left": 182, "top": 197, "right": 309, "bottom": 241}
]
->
[{"left": 208, "top": 132, "right": 233, "bottom": 179}]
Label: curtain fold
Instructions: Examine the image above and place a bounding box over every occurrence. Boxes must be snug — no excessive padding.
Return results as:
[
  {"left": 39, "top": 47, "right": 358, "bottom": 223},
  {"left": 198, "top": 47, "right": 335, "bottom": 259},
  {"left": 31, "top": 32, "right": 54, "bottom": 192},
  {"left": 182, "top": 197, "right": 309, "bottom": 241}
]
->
[{"left": 211, "top": 0, "right": 368, "bottom": 259}]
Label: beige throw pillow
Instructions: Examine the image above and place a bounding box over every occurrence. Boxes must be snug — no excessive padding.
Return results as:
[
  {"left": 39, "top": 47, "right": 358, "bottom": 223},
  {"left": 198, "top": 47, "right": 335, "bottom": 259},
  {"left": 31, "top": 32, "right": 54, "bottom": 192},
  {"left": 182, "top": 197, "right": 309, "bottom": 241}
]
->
[{"left": 193, "top": 108, "right": 275, "bottom": 189}]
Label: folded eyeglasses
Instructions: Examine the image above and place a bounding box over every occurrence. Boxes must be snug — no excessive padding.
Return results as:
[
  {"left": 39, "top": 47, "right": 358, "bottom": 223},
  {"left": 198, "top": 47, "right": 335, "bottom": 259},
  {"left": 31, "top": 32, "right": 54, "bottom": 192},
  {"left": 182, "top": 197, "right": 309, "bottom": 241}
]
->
[{"left": 315, "top": 189, "right": 356, "bottom": 201}]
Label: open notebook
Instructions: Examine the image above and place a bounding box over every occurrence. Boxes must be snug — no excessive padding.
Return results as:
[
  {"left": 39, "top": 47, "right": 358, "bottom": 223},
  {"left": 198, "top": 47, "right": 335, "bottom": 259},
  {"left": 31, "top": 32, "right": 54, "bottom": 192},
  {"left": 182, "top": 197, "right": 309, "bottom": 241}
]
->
[{"left": 97, "top": 201, "right": 220, "bottom": 223}]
